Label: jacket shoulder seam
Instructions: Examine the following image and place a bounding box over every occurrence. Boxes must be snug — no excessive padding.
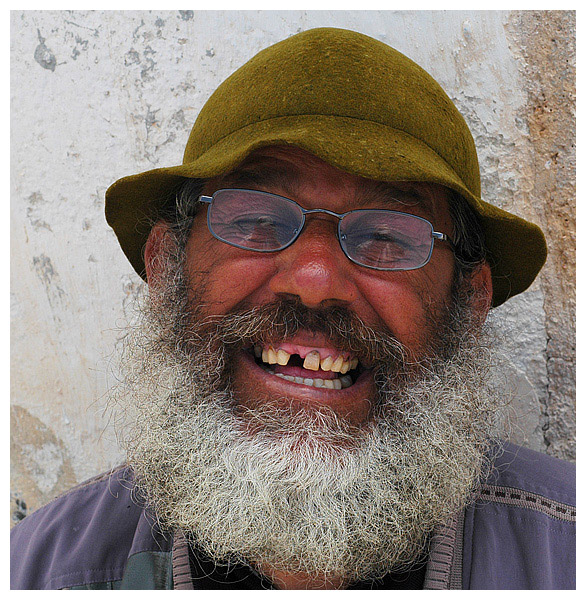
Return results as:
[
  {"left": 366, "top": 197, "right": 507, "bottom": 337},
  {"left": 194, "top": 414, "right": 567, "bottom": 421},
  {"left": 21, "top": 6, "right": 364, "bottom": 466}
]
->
[{"left": 478, "top": 483, "right": 576, "bottom": 522}]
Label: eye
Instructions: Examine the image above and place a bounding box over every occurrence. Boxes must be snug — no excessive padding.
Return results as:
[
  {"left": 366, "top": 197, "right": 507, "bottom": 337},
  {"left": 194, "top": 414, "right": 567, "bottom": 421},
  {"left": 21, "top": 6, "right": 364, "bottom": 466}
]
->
[
  {"left": 229, "top": 215, "right": 275, "bottom": 232},
  {"left": 357, "top": 234, "right": 408, "bottom": 259},
  {"left": 345, "top": 227, "right": 423, "bottom": 267},
  {"left": 220, "top": 214, "right": 294, "bottom": 250},
  {"left": 356, "top": 229, "right": 410, "bottom": 251}
]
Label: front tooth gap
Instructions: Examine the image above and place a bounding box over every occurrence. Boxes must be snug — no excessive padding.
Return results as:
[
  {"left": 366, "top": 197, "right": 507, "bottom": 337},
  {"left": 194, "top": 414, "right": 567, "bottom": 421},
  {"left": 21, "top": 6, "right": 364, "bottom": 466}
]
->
[{"left": 263, "top": 347, "right": 358, "bottom": 372}]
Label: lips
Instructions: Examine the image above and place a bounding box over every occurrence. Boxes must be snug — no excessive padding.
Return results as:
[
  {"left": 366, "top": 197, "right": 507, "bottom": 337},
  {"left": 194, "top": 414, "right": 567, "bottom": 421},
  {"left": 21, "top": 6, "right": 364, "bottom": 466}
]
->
[
  {"left": 232, "top": 336, "right": 375, "bottom": 426},
  {"left": 250, "top": 341, "right": 364, "bottom": 390}
]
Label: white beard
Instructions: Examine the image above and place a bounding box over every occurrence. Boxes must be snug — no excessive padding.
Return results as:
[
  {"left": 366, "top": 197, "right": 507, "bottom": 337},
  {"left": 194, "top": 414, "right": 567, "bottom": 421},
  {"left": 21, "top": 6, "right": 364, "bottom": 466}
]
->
[{"left": 112, "top": 251, "right": 505, "bottom": 584}]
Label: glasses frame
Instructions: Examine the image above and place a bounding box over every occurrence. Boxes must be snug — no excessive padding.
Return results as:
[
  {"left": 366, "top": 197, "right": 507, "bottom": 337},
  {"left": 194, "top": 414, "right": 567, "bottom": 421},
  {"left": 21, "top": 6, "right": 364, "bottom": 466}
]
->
[{"left": 198, "top": 189, "right": 453, "bottom": 272}]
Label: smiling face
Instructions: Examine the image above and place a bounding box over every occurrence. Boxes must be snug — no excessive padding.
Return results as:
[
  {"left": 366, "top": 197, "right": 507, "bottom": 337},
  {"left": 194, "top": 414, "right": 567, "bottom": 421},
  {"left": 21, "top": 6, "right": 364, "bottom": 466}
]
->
[
  {"left": 175, "top": 146, "right": 460, "bottom": 428},
  {"left": 112, "top": 23, "right": 509, "bottom": 585},
  {"left": 128, "top": 148, "right": 498, "bottom": 583}
]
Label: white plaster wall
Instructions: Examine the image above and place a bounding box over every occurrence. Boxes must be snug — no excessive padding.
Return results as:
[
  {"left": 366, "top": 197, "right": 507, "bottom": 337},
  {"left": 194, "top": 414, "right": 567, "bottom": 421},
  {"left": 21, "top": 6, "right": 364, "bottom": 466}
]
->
[{"left": 10, "top": 10, "right": 575, "bottom": 520}]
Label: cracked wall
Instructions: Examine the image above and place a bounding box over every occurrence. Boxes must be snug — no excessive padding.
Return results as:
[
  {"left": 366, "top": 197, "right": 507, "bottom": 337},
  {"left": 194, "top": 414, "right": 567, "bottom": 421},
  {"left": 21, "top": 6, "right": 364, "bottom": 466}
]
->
[
  {"left": 504, "top": 11, "right": 576, "bottom": 460},
  {"left": 10, "top": 10, "right": 575, "bottom": 525}
]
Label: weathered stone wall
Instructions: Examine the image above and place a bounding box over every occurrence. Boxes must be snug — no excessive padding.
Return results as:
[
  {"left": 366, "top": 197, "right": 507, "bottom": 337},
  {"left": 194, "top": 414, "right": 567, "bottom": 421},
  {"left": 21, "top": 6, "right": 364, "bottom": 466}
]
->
[
  {"left": 10, "top": 10, "right": 575, "bottom": 526},
  {"left": 504, "top": 11, "right": 576, "bottom": 461}
]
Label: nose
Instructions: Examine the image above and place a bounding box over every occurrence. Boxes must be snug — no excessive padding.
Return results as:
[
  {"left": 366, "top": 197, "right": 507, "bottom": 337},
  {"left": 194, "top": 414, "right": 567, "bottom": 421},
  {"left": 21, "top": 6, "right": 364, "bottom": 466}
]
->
[{"left": 267, "top": 217, "right": 359, "bottom": 308}]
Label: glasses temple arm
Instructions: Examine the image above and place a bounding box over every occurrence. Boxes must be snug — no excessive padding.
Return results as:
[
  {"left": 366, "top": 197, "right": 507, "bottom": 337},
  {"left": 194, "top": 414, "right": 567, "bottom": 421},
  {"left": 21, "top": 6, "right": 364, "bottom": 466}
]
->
[{"left": 432, "top": 231, "right": 455, "bottom": 247}]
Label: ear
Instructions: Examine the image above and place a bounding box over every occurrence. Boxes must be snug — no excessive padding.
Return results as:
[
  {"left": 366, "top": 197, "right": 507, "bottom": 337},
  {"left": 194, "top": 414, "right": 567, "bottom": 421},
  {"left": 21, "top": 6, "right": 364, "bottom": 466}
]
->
[
  {"left": 467, "top": 260, "right": 493, "bottom": 325},
  {"left": 144, "top": 221, "right": 173, "bottom": 285}
]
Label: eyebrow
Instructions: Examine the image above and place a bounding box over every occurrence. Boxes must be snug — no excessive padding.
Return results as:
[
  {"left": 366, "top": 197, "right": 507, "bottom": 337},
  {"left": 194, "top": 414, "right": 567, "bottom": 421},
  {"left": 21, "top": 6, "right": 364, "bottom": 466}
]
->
[
  {"left": 217, "top": 159, "right": 433, "bottom": 213},
  {"left": 355, "top": 181, "right": 432, "bottom": 212},
  {"left": 216, "top": 158, "right": 303, "bottom": 199}
]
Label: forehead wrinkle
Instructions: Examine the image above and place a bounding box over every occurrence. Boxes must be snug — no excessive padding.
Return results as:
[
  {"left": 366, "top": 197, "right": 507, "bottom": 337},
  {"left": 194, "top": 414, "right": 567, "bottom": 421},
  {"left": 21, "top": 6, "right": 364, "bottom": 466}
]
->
[
  {"left": 214, "top": 149, "right": 439, "bottom": 220},
  {"left": 214, "top": 158, "right": 303, "bottom": 200},
  {"left": 354, "top": 181, "right": 433, "bottom": 213}
]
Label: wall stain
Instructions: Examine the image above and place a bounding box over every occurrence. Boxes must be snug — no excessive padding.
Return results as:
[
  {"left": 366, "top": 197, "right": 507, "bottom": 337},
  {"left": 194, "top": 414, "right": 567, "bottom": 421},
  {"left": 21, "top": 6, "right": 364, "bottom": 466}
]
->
[
  {"left": 32, "top": 254, "right": 64, "bottom": 296},
  {"left": 71, "top": 35, "right": 89, "bottom": 60},
  {"left": 34, "top": 29, "right": 56, "bottom": 72},
  {"left": 140, "top": 45, "right": 157, "bottom": 81},
  {"left": 31, "top": 254, "right": 67, "bottom": 322},
  {"left": 10, "top": 405, "right": 78, "bottom": 528},
  {"left": 11, "top": 493, "right": 28, "bottom": 524},
  {"left": 125, "top": 48, "right": 140, "bottom": 67},
  {"left": 63, "top": 18, "right": 100, "bottom": 38},
  {"left": 26, "top": 192, "right": 52, "bottom": 232}
]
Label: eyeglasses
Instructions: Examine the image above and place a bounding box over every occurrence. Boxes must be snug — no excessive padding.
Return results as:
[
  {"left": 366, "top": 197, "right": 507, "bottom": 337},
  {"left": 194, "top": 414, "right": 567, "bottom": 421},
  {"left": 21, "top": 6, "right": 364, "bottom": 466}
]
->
[{"left": 198, "top": 189, "right": 453, "bottom": 271}]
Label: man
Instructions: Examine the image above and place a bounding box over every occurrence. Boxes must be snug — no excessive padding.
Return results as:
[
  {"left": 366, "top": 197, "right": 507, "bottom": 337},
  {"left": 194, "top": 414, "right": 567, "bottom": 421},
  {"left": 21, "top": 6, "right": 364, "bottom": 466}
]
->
[{"left": 10, "top": 27, "right": 575, "bottom": 590}]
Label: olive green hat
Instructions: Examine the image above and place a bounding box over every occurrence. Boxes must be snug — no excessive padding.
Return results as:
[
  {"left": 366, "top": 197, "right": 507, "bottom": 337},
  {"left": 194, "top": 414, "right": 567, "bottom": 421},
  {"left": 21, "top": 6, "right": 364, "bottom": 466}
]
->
[{"left": 105, "top": 27, "right": 546, "bottom": 307}]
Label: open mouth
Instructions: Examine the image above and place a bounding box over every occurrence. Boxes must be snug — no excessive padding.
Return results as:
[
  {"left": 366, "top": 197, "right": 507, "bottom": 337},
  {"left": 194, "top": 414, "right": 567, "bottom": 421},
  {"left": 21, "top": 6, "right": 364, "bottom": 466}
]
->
[{"left": 249, "top": 342, "right": 364, "bottom": 390}]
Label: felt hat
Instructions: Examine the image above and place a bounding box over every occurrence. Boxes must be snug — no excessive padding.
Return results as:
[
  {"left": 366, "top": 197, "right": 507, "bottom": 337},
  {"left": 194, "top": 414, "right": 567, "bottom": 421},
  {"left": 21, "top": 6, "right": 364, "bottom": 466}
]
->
[{"left": 105, "top": 27, "right": 546, "bottom": 307}]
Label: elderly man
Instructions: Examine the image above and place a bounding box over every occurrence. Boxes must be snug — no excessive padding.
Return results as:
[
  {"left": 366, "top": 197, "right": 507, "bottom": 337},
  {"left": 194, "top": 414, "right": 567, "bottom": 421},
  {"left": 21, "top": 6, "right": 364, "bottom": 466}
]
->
[{"left": 10, "top": 27, "right": 575, "bottom": 590}]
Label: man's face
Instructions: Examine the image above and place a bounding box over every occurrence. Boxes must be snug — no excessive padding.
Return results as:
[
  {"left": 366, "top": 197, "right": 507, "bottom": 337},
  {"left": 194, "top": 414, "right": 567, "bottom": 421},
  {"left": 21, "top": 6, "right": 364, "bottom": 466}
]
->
[
  {"left": 128, "top": 145, "right": 499, "bottom": 583},
  {"left": 183, "top": 145, "right": 457, "bottom": 428}
]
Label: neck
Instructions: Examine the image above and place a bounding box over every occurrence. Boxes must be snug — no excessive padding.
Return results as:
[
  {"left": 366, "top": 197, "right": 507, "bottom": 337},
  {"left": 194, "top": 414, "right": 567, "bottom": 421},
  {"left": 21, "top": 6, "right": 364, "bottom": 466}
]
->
[{"left": 258, "top": 565, "right": 348, "bottom": 590}]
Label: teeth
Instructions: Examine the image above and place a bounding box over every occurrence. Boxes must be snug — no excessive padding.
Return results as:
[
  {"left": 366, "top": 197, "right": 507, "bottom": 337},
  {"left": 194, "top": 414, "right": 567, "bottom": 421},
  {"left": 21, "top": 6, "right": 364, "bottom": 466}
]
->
[
  {"left": 331, "top": 355, "right": 344, "bottom": 372},
  {"left": 303, "top": 350, "right": 321, "bottom": 371},
  {"left": 340, "top": 375, "right": 352, "bottom": 388},
  {"left": 256, "top": 344, "right": 359, "bottom": 375},
  {"left": 274, "top": 373, "right": 349, "bottom": 389},
  {"left": 276, "top": 349, "right": 290, "bottom": 365}
]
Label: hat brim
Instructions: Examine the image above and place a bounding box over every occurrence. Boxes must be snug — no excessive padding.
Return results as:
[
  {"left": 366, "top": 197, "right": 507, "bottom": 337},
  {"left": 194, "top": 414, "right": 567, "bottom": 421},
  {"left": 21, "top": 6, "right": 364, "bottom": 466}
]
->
[{"left": 105, "top": 115, "right": 546, "bottom": 307}]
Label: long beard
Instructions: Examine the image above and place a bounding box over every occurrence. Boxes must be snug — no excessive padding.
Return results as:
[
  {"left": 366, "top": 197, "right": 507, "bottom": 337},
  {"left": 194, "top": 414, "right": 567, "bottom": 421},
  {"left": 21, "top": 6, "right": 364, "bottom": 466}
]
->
[{"left": 112, "top": 242, "right": 506, "bottom": 584}]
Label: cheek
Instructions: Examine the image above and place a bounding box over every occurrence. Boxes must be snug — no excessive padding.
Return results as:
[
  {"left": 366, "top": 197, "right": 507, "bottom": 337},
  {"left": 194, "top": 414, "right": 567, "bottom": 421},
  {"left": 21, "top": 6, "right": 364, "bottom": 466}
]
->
[
  {"left": 355, "top": 266, "right": 454, "bottom": 355},
  {"left": 185, "top": 221, "right": 276, "bottom": 315}
]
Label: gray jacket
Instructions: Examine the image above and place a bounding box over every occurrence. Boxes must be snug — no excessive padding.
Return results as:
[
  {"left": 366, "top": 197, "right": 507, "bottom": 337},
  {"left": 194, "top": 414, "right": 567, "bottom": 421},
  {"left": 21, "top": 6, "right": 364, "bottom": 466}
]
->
[{"left": 10, "top": 441, "right": 575, "bottom": 589}]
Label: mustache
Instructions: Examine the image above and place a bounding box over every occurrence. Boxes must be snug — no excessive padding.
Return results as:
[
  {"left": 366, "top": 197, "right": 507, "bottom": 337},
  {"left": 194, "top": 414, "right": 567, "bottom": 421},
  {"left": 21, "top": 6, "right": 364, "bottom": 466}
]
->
[{"left": 191, "top": 297, "right": 410, "bottom": 369}]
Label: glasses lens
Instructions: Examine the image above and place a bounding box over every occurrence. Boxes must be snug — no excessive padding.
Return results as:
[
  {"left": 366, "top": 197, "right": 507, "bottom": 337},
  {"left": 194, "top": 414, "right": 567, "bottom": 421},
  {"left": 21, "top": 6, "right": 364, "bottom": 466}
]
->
[
  {"left": 340, "top": 210, "right": 434, "bottom": 270},
  {"left": 208, "top": 189, "right": 303, "bottom": 251}
]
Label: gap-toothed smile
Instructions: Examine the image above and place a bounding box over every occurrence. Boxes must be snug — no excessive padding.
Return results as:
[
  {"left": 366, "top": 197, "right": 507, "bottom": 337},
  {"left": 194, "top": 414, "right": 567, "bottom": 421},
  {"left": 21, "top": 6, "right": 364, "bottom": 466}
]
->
[{"left": 249, "top": 342, "right": 363, "bottom": 390}]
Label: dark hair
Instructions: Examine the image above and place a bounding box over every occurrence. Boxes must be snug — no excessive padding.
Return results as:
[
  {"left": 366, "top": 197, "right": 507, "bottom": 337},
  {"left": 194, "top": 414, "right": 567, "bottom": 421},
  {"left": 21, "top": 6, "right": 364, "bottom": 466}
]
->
[
  {"left": 160, "top": 178, "right": 488, "bottom": 281},
  {"left": 155, "top": 177, "right": 206, "bottom": 248},
  {"left": 445, "top": 189, "right": 488, "bottom": 280}
]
